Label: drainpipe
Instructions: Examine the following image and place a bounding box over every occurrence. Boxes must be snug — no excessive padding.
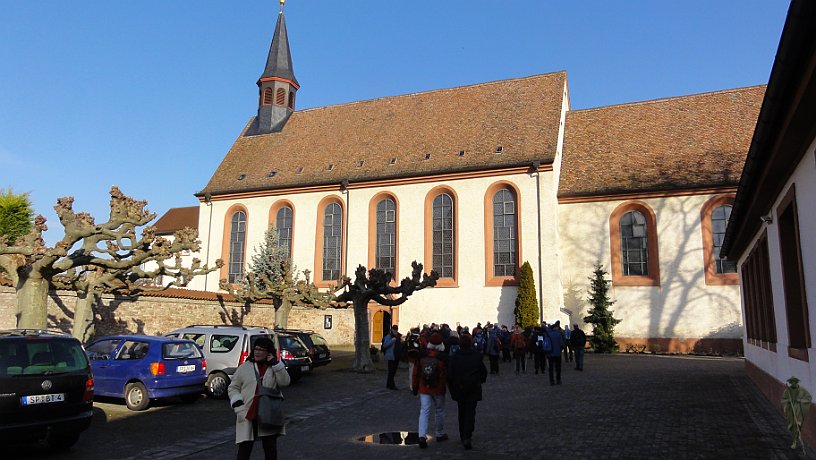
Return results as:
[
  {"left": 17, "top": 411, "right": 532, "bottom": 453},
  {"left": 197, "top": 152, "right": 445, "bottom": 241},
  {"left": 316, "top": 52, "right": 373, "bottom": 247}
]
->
[
  {"left": 531, "top": 161, "right": 544, "bottom": 322},
  {"left": 204, "top": 192, "right": 213, "bottom": 291},
  {"left": 340, "top": 180, "right": 350, "bottom": 280}
]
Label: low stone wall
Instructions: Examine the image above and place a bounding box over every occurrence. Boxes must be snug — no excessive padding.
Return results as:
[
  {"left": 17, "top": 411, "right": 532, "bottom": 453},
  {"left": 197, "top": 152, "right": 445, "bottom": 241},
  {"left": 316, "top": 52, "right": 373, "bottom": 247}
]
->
[
  {"left": 0, "top": 286, "right": 354, "bottom": 346},
  {"left": 615, "top": 337, "right": 743, "bottom": 355}
]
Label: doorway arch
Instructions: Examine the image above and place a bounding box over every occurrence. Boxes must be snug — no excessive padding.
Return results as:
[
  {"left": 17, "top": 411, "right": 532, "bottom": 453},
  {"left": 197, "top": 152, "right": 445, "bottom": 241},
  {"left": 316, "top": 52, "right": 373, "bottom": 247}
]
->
[{"left": 371, "top": 310, "right": 392, "bottom": 345}]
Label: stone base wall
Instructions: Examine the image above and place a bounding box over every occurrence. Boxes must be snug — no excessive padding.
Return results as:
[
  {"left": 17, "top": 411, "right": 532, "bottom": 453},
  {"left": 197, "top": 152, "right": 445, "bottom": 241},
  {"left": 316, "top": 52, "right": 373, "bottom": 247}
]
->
[
  {"left": 615, "top": 337, "right": 744, "bottom": 355},
  {"left": 0, "top": 287, "right": 354, "bottom": 346}
]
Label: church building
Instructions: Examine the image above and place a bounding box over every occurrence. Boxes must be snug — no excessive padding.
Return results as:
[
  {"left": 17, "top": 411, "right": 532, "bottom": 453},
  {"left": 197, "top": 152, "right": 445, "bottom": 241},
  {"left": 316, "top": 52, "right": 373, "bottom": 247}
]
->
[{"left": 170, "top": 3, "right": 763, "bottom": 351}]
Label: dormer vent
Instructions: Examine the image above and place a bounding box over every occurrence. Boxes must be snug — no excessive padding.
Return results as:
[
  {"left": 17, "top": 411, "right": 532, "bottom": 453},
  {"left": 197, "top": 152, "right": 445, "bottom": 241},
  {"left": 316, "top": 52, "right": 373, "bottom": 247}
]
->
[
  {"left": 295, "top": 166, "right": 303, "bottom": 174},
  {"left": 268, "top": 170, "right": 278, "bottom": 178},
  {"left": 237, "top": 174, "right": 246, "bottom": 181},
  {"left": 458, "top": 150, "right": 465, "bottom": 157},
  {"left": 424, "top": 153, "right": 431, "bottom": 160},
  {"left": 389, "top": 157, "right": 397, "bottom": 165},
  {"left": 327, "top": 164, "right": 334, "bottom": 171},
  {"left": 357, "top": 160, "right": 365, "bottom": 168},
  {"left": 495, "top": 146, "right": 503, "bottom": 153}
]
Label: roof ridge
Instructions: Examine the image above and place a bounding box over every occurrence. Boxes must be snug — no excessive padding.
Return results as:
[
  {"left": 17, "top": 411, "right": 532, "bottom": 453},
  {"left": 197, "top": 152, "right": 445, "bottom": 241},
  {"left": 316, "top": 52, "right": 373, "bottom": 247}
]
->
[
  {"left": 571, "top": 84, "right": 767, "bottom": 114},
  {"left": 295, "top": 71, "right": 567, "bottom": 114}
]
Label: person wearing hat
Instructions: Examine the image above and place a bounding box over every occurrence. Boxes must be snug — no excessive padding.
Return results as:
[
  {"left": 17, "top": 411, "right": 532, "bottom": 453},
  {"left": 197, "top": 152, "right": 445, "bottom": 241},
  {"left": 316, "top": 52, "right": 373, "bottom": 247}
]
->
[
  {"left": 228, "top": 337, "right": 290, "bottom": 460},
  {"left": 411, "top": 332, "right": 449, "bottom": 448}
]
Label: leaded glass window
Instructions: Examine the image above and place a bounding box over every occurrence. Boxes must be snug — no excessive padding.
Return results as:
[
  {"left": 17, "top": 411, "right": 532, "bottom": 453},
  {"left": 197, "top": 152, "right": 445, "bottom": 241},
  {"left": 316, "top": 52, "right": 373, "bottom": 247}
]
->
[
  {"left": 375, "top": 198, "right": 396, "bottom": 274},
  {"left": 620, "top": 211, "right": 648, "bottom": 276},
  {"left": 432, "top": 193, "right": 454, "bottom": 278},
  {"left": 228, "top": 211, "right": 247, "bottom": 283},
  {"left": 712, "top": 205, "right": 737, "bottom": 274},
  {"left": 275, "top": 206, "right": 293, "bottom": 258},
  {"left": 492, "top": 189, "right": 517, "bottom": 277},
  {"left": 322, "top": 203, "right": 343, "bottom": 281}
]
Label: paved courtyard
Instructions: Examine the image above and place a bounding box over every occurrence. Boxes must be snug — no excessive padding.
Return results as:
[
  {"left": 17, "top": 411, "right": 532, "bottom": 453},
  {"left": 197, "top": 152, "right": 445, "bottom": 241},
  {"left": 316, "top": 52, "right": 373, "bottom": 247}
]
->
[{"left": 188, "top": 351, "right": 814, "bottom": 460}]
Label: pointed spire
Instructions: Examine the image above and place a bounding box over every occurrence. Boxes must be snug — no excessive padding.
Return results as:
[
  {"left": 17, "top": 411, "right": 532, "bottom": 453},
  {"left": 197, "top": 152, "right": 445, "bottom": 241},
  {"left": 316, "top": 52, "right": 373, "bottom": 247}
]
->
[{"left": 259, "top": 2, "right": 299, "bottom": 88}]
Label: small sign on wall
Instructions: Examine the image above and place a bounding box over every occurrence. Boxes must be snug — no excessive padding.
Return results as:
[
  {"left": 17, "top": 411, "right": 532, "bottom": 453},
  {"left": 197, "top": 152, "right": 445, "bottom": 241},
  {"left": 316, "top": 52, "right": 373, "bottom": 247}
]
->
[{"left": 324, "top": 314, "right": 333, "bottom": 330}]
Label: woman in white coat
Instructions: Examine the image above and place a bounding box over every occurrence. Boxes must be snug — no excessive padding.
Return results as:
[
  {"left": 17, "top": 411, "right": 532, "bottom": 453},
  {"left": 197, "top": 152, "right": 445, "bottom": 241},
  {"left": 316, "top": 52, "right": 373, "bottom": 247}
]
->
[{"left": 228, "top": 337, "right": 290, "bottom": 460}]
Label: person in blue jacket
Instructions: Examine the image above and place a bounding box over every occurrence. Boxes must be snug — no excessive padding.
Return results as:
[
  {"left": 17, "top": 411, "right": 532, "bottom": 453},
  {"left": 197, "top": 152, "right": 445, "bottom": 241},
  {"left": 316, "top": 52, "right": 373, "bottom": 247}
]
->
[
  {"left": 381, "top": 324, "right": 402, "bottom": 390},
  {"left": 545, "top": 323, "right": 567, "bottom": 385}
]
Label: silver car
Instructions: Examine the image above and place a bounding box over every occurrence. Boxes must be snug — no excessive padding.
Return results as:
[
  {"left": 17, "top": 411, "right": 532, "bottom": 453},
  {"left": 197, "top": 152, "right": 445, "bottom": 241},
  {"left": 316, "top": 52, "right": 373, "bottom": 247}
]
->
[{"left": 165, "top": 325, "right": 311, "bottom": 399}]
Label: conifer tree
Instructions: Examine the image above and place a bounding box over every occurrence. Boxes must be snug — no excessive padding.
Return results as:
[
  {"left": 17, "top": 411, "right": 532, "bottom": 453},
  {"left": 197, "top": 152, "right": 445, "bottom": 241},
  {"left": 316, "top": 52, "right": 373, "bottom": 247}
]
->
[
  {"left": 514, "top": 261, "right": 539, "bottom": 327},
  {"left": 249, "top": 228, "right": 291, "bottom": 292},
  {"left": 583, "top": 263, "right": 621, "bottom": 352},
  {"left": 0, "top": 188, "right": 33, "bottom": 243}
]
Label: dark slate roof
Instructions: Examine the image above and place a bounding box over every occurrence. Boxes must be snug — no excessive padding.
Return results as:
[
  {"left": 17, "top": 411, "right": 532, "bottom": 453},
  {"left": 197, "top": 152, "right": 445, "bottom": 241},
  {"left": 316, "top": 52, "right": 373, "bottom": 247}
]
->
[
  {"left": 199, "top": 72, "right": 567, "bottom": 197},
  {"left": 260, "top": 11, "right": 298, "bottom": 87},
  {"left": 559, "top": 86, "right": 765, "bottom": 199},
  {"left": 152, "top": 206, "right": 199, "bottom": 235}
]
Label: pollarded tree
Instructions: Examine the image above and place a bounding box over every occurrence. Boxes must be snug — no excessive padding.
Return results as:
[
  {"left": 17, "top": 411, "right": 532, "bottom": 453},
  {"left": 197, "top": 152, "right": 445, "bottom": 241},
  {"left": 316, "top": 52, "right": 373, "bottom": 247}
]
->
[
  {"left": 220, "top": 228, "right": 333, "bottom": 328},
  {"left": 335, "top": 262, "right": 438, "bottom": 373},
  {"left": 0, "top": 186, "right": 219, "bottom": 329},
  {"left": 514, "top": 261, "right": 538, "bottom": 328},
  {"left": 0, "top": 188, "right": 34, "bottom": 242},
  {"left": 583, "top": 263, "right": 621, "bottom": 353}
]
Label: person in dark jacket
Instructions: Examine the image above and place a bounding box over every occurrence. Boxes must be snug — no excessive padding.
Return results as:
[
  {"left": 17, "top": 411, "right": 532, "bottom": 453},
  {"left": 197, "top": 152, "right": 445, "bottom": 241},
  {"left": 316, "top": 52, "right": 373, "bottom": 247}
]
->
[
  {"left": 447, "top": 333, "right": 487, "bottom": 450},
  {"left": 411, "top": 333, "right": 449, "bottom": 448},
  {"left": 571, "top": 324, "right": 587, "bottom": 371},
  {"left": 545, "top": 324, "right": 567, "bottom": 385},
  {"left": 381, "top": 324, "right": 402, "bottom": 390}
]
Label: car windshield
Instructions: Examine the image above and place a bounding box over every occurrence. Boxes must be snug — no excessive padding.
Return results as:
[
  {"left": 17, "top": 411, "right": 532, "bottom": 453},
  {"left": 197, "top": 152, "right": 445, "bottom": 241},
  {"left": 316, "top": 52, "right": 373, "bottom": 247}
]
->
[
  {"left": 0, "top": 338, "right": 89, "bottom": 376},
  {"left": 162, "top": 342, "right": 202, "bottom": 360}
]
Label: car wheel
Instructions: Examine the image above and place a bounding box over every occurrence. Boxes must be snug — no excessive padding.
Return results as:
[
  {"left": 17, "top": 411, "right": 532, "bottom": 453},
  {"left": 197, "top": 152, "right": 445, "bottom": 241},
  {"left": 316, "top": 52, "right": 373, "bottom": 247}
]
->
[
  {"left": 46, "top": 431, "right": 80, "bottom": 450},
  {"left": 207, "top": 372, "right": 229, "bottom": 399},
  {"left": 180, "top": 393, "right": 200, "bottom": 404},
  {"left": 125, "top": 382, "right": 150, "bottom": 411}
]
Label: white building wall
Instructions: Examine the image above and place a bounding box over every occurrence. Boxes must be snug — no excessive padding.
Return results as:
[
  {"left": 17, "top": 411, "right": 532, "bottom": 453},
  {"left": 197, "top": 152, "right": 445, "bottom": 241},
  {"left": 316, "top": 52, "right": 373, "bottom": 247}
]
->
[
  {"left": 741, "top": 142, "right": 816, "bottom": 394},
  {"left": 558, "top": 194, "right": 743, "bottom": 339},
  {"left": 192, "top": 170, "right": 564, "bottom": 330}
]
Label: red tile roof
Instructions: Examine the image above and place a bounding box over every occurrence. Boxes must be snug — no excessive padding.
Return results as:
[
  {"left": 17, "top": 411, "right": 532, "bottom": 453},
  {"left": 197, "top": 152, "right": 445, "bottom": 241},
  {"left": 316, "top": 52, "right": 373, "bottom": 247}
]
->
[
  {"left": 199, "top": 72, "right": 567, "bottom": 196},
  {"left": 152, "top": 206, "right": 199, "bottom": 234},
  {"left": 559, "top": 86, "right": 765, "bottom": 198}
]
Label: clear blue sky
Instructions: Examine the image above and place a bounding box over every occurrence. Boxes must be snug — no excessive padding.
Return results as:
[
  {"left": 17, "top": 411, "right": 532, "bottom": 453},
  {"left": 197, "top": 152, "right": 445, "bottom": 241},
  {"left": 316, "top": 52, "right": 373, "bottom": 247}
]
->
[{"left": 0, "top": 1, "right": 790, "bottom": 245}]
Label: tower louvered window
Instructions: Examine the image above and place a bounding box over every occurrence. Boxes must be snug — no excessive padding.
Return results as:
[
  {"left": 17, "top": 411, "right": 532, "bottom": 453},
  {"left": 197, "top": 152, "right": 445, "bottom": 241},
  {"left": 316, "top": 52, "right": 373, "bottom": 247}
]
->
[
  {"left": 322, "top": 203, "right": 343, "bottom": 281},
  {"left": 228, "top": 211, "right": 247, "bottom": 283},
  {"left": 288, "top": 91, "right": 295, "bottom": 109},
  {"left": 276, "top": 88, "right": 286, "bottom": 106},
  {"left": 263, "top": 88, "right": 274, "bottom": 105},
  {"left": 375, "top": 198, "right": 396, "bottom": 274},
  {"left": 432, "top": 193, "right": 454, "bottom": 278},
  {"left": 492, "top": 188, "right": 517, "bottom": 277}
]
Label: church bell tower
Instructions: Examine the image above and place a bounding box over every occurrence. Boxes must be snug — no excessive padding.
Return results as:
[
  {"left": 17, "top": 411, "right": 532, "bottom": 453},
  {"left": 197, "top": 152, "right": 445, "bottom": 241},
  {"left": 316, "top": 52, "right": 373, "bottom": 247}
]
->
[{"left": 253, "top": 0, "right": 299, "bottom": 135}]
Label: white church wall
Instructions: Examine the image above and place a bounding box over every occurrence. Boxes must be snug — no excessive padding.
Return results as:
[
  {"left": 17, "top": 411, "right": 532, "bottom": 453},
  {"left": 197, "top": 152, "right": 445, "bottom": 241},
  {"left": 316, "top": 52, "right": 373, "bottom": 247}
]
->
[
  {"left": 193, "top": 170, "right": 564, "bottom": 330},
  {"left": 558, "top": 193, "right": 743, "bottom": 344}
]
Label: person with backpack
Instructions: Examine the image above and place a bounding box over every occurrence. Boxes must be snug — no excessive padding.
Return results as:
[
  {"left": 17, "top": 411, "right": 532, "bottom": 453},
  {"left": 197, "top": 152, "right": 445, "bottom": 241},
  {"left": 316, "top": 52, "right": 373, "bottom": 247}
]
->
[
  {"left": 563, "top": 324, "right": 574, "bottom": 363},
  {"left": 545, "top": 324, "right": 567, "bottom": 385},
  {"left": 382, "top": 324, "right": 402, "bottom": 390},
  {"left": 571, "top": 324, "right": 587, "bottom": 371},
  {"left": 411, "top": 333, "right": 449, "bottom": 448},
  {"left": 509, "top": 325, "right": 528, "bottom": 374},
  {"left": 530, "top": 325, "right": 547, "bottom": 375},
  {"left": 500, "top": 325, "right": 512, "bottom": 363},
  {"left": 486, "top": 324, "right": 502, "bottom": 375},
  {"left": 447, "top": 333, "right": 487, "bottom": 450}
]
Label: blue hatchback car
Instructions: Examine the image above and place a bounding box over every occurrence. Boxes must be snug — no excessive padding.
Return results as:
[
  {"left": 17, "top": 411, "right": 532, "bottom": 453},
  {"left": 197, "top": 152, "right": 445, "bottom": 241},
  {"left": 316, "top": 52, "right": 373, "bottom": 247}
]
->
[{"left": 85, "top": 335, "right": 206, "bottom": 411}]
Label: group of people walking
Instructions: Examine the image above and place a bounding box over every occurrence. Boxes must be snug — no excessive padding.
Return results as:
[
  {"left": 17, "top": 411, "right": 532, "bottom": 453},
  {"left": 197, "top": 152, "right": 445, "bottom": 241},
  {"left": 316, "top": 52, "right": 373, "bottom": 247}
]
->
[{"left": 381, "top": 320, "right": 587, "bottom": 450}]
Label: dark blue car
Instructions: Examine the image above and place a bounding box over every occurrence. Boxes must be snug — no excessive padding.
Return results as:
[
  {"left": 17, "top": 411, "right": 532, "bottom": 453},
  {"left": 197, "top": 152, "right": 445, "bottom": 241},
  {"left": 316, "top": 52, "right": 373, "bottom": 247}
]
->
[{"left": 86, "top": 335, "right": 206, "bottom": 411}]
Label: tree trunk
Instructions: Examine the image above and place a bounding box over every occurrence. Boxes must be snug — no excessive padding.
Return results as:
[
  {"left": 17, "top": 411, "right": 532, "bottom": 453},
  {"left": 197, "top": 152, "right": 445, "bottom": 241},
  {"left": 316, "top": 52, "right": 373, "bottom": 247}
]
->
[
  {"left": 351, "top": 299, "right": 374, "bottom": 373},
  {"left": 274, "top": 300, "right": 292, "bottom": 329},
  {"left": 16, "top": 276, "right": 49, "bottom": 329},
  {"left": 72, "top": 292, "right": 98, "bottom": 343}
]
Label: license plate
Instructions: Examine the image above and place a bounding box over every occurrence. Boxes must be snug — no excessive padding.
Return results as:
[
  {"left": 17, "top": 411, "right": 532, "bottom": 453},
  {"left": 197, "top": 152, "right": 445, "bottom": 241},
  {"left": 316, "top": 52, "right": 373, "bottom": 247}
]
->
[
  {"left": 300, "top": 365, "right": 310, "bottom": 372},
  {"left": 177, "top": 364, "right": 196, "bottom": 373},
  {"left": 318, "top": 353, "right": 326, "bottom": 358},
  {"left": 22, "top": 393, "right": 65, "bottom": 405}
]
